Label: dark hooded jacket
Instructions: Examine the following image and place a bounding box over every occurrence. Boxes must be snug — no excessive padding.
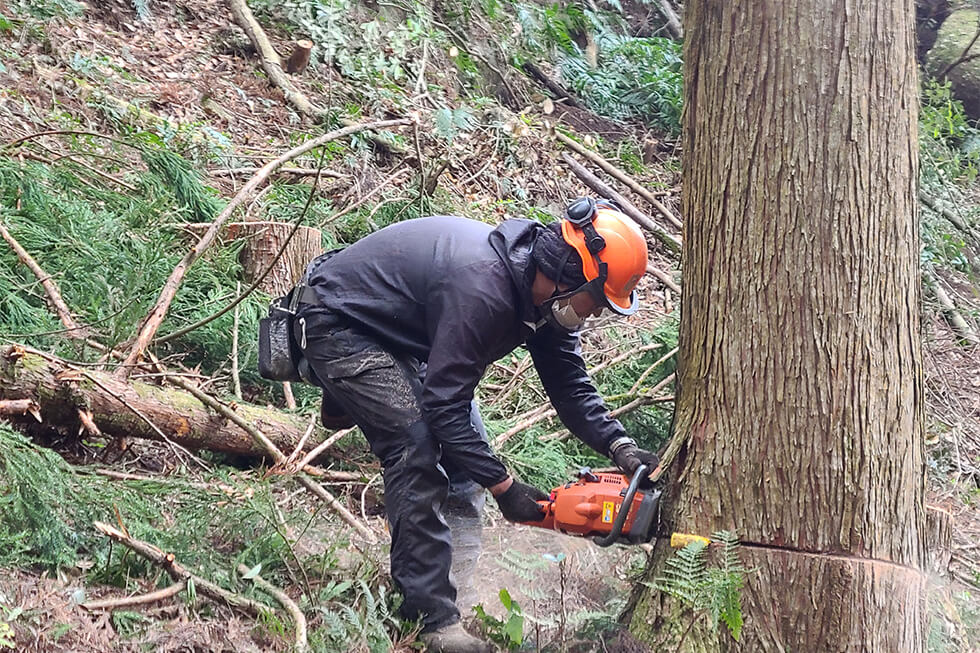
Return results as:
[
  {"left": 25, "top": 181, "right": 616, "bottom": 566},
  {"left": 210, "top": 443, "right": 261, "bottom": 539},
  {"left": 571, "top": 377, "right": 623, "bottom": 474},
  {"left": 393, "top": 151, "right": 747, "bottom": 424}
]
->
[{"left": 303, "top": 215, "right": 628, "bottom": 487}]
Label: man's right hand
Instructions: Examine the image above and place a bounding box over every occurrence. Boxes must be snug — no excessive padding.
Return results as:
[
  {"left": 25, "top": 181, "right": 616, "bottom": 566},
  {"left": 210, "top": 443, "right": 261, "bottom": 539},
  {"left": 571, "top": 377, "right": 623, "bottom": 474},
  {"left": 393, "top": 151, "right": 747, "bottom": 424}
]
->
[{"left": 494, "top": 480, "right": 549, "bottom": 522}]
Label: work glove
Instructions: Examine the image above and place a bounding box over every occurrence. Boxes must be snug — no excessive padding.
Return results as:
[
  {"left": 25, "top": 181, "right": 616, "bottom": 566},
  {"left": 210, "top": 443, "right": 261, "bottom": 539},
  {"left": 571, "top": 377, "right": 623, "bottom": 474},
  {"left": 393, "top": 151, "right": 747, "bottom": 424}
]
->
[
  {"left": 609, "top": 437, "right": 659, "bottom": 485},
  {"left": 495, "top": 481, "right": 549, "bottom": 523}
]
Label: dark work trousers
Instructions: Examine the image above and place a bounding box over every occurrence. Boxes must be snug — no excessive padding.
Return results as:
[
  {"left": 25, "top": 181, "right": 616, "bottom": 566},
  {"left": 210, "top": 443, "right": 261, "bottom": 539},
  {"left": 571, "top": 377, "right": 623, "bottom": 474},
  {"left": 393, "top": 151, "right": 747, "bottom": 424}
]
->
[{"left": 294, "top": 308, "right": 485, "bottom": 632}]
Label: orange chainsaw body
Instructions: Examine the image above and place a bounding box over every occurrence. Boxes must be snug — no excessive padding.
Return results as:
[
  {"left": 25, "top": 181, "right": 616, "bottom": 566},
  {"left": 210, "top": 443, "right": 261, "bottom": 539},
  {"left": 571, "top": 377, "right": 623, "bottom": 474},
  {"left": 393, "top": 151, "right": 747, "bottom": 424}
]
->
[{"left": 528, "top": 470, "right": 661, "bottom": 544}]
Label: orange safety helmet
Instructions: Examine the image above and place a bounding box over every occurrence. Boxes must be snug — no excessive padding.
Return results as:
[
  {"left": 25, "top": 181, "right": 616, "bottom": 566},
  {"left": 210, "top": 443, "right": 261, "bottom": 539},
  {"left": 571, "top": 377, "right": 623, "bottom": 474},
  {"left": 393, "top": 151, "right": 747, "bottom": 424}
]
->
[{"left": 560, "top": 198, "right": 648, "bottom": 315}]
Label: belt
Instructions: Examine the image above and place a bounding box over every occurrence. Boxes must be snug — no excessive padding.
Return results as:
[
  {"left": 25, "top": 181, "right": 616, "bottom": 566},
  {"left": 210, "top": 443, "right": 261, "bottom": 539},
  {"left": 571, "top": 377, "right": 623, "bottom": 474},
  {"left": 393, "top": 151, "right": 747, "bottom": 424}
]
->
[{"left": 296, "top": 284, "right": 321, "bottom": 306}]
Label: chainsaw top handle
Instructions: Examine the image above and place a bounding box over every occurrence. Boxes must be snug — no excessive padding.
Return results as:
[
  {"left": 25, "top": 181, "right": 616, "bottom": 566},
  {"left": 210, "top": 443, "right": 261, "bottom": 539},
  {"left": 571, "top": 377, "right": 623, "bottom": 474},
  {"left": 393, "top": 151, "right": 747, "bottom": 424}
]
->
[{"left": 593, "top": 463, "right": 649, "bottom": 548}]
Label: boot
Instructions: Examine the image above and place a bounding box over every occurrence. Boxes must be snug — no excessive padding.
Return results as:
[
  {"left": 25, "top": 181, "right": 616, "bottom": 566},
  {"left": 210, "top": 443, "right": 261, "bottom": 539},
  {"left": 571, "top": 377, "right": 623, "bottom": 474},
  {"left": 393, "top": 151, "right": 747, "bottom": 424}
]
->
[{"left": 420, "top": 622, "right": 494, "bottom": 653}]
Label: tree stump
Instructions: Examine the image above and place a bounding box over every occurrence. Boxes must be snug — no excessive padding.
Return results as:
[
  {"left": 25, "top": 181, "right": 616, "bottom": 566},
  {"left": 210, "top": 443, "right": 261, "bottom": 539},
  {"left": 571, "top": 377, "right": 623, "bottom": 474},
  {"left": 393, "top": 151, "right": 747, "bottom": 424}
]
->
[{"left": 231, "top": 221, "right": 323, "bottom": 297}]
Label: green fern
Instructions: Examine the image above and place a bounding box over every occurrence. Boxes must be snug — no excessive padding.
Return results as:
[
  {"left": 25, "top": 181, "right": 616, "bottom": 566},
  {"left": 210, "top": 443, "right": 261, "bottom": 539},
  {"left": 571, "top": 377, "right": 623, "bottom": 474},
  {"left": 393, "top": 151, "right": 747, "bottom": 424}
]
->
[{"left": 653, "top": 530, "right": 747, "bottom": 641}]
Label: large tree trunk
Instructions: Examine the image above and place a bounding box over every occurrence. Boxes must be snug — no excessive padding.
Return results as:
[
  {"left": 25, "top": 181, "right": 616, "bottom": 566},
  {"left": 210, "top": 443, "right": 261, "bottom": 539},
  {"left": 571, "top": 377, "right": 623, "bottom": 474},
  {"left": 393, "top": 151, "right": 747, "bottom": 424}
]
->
[
  {"left": 626, "top": 1, "right": 927, "bottom": 651},
  {"left": 0, "top": 346, "right": 329, "bottom": 458}
]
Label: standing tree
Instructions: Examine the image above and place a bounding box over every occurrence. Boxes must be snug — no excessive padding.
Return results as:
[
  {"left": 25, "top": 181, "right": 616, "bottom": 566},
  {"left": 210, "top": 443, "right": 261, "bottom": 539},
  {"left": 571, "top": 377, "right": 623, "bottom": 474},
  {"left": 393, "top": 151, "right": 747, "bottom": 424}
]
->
[{"left": 626, "top": 1, "right": 928, "bottom": 650}]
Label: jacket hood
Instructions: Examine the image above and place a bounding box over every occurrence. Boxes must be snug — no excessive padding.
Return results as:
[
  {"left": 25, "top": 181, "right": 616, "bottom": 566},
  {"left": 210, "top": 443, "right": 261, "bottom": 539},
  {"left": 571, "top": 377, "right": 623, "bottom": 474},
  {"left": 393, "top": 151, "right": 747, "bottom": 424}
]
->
[{"left": 488, "top": 218, "right": 543, "bottom": 325}]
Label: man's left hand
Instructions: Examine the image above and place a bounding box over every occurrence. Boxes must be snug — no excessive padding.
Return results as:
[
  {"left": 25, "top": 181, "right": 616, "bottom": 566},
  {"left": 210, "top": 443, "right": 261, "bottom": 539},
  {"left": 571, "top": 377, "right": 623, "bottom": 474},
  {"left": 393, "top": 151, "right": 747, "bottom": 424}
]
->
[{"left": 609, "top": 438, "right": 659, "bottom": 481}]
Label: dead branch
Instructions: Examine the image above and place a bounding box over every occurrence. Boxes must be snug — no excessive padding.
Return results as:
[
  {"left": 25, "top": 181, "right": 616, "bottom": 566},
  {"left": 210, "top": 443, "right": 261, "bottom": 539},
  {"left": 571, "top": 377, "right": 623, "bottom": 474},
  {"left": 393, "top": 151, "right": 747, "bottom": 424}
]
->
[
  {"left": 491, "top": 345, "right": 666, "bottom": 446},
  {"left": 587, "top": 342, "right": 662, "bottom": 378},
  {"left": 238, "top": 563, "right": 308, "bottom": 653},
  {"left": 493, "top": 405, "right": 555, "bottom": 447},
  {"left": 555, "top": 131, "right": 681, "bottom": 229},
  {"left": 211, "top": 166, "right": 346, "bottom": 179},
  {"left": 91, "top": 467, "right": 365, "bottom": 486},
  {"left": 117, "top": 118, "right": 410, "bottom": 375},
  {"left": 523, "top": 61, "right": 585, "bottom": 109},
  {"left": 93, "top": 521, "right": 269, "bottom": 615},
  {"left": 82, "top": 582, "right": 186, "bottom": 611},
  {"left": 628, "top": 347, "right": 677, "bottom": 395},
  {"left": 919, "top": 191, "right": 980, "bottom": 243},
  {"left": 297, "top": 427, "right": 356, "bottom": 469},
  {"left": 0, "top": 398, "right": 40, "bottom": 419},
  {"left": 646, "top": 264, "right": 680, "bottom": 294},
  {"left": 657, "top": 0, "right": 683, "bottom": 39},
  {"left": 0, "top": 220, "right": 85, "bottom": 337},
  {"left": 296, "top": 475, "right": 377, "bottom": 542},
  {"left": 925, "top": 271, "right": 980, "bottom": 347},
  {"left": 940, "top": 21, "right": 980, "bottom": 80},
  {"left": 561, "top": 152, "right": 682, "bottom": 254}
]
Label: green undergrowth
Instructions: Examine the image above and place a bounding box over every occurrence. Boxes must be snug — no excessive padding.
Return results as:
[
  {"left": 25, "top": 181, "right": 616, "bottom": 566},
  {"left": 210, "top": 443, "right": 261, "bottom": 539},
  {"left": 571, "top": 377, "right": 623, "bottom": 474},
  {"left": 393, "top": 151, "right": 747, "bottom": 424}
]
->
[
  {"left": 513, "top": 3, "right": 683, "bottom": 134},
  {"left": 0, "top": 150, "right": 267, "bottom": 387},
  {"left": 919, "top": 78, "right": 980, "bottom": 277},
  {"left": 254, "top": 0, "right": 683, "bottom": 135},
  {"left": 0, "top": 130, "right": 436, "bottom": 403},
  {"left": 0, "top": 422, "right": 407, "bottom": 649}
]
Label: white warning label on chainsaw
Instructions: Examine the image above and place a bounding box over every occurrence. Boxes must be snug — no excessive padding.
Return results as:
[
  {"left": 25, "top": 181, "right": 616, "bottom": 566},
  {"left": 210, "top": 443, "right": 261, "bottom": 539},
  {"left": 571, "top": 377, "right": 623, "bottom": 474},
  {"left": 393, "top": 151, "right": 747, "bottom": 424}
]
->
[{"left": 602, "top": 501, "right": 615, "bottom": 523}]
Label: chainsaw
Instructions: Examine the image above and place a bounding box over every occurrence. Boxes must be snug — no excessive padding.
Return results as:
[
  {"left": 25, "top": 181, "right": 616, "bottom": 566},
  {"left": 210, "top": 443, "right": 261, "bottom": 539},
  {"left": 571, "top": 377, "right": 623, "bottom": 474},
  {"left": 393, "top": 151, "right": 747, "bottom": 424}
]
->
[{"left": 523, "top": 464, "right": 709, "bottom": 549}]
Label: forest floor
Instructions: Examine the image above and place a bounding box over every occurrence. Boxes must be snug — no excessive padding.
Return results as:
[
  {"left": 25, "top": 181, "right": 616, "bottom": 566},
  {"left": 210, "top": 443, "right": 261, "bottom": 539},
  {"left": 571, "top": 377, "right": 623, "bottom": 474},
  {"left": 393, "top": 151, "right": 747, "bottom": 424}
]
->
[{"left": 0, "top": 0, "right": 978, "bottom": 651}]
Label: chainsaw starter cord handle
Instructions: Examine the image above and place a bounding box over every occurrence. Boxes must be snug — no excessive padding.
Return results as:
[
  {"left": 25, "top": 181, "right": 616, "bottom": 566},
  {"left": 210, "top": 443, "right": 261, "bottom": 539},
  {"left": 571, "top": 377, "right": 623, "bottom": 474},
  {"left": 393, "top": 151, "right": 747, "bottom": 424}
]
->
[{"left": 594, "top": 463, "right": 649, "bottom": 548}]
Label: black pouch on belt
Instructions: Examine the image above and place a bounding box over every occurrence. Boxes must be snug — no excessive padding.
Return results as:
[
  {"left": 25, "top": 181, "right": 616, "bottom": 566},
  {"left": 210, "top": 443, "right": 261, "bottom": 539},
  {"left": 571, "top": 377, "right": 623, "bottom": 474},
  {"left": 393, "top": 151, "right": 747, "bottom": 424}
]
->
[
  {"left": 257, "top": 248, "right": 343, "bottom": 382},
  {"left": 258, "top": 286, "right": 308, "bottom": 382}
]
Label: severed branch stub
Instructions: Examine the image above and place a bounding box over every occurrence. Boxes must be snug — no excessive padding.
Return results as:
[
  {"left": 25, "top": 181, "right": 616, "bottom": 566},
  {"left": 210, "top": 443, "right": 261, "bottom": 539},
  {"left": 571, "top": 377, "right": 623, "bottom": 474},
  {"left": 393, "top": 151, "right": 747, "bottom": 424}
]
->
[
  {"left": 93, "top": 521, "right": 270, "bottom": 616},
  {"left": 0, "top": 398, "right": 41, "bottom": 420}
]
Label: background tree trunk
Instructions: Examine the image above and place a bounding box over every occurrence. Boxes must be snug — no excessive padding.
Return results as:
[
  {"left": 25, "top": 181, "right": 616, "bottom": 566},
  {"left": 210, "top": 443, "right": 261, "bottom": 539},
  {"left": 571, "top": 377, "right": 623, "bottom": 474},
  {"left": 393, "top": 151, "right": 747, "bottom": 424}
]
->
[{"left": 626, "top": 1, "right": 928, "bottom": 650}]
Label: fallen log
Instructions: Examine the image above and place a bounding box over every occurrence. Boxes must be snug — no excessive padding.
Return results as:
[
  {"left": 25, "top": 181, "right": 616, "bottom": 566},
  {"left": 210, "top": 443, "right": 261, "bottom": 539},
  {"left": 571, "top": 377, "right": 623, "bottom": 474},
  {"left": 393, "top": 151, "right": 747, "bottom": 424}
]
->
[{"left": 0, "top": 345, "right": 329, "bottom": 458}]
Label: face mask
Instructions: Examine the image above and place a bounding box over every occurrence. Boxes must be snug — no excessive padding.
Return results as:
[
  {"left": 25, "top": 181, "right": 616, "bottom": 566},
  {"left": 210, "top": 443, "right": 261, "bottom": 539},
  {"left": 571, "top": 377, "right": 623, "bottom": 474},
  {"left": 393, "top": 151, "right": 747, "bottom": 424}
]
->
[{"left": 544, "top": 297, "right": 589, "bottom": 332}]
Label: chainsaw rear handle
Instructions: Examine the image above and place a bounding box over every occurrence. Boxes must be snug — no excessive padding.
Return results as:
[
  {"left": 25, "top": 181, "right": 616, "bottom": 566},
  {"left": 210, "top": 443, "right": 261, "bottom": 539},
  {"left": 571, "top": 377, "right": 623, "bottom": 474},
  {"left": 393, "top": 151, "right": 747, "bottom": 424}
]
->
[{"left": 593, "top": 463, "right": 649, "bottom": 547}]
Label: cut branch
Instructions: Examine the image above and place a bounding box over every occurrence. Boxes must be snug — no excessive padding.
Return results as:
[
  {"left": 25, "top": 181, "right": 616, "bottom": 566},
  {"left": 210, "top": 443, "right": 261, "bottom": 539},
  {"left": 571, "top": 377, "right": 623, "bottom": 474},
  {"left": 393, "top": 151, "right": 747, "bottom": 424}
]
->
[
  {"left": 925, "top": 271, "right": 980, "bottom": 347},
  {"left": 939, "top": 22, "right": 980, "bottom": 80},
  {"left": 555, "top": 131, "right": 682, "bottom": 229},
  {"left": 0, "top": 398, "right": 40, "bottom": 419},
  {"left": 647, "top": 264, "right": 680, "bottom": 293},
  {"left": 0, "top": 220, "right": 85, "bottom": 337},
  {"left": 228, "top": 0, "right": 407, "bottom": 153},
  {"left": 82, "top": 582, "right": 186, "bottom": 611},
  {"left": 523, "top": 61, "right": 585, "bottom": 109},
  {"left": 93, "top": 521, "right": 269, "bottom": 615},
  {"left": 657, "top": 0, "right": 684, "bottom": 39},
  {"left": 919, "top": 191, "right": 980, "bottom": 243},
  {"left": 117, "top": 118, "right": 410, "bottom": 376},
  {"left": 211, "top": 166, "right": 345, "bottom": 179},
  {"left": 561, "top": 152, "right": 681, "bottom": 254}
]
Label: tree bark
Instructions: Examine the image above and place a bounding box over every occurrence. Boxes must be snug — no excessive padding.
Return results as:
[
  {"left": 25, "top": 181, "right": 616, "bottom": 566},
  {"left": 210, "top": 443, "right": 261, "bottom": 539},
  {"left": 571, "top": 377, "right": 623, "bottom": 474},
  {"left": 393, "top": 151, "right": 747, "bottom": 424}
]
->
[
  {"left": 626, "top": 1, "right": 927, "bottom": 651},
  {"left": 0, "top": 346, "right": 327, "bottom": 457}
]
